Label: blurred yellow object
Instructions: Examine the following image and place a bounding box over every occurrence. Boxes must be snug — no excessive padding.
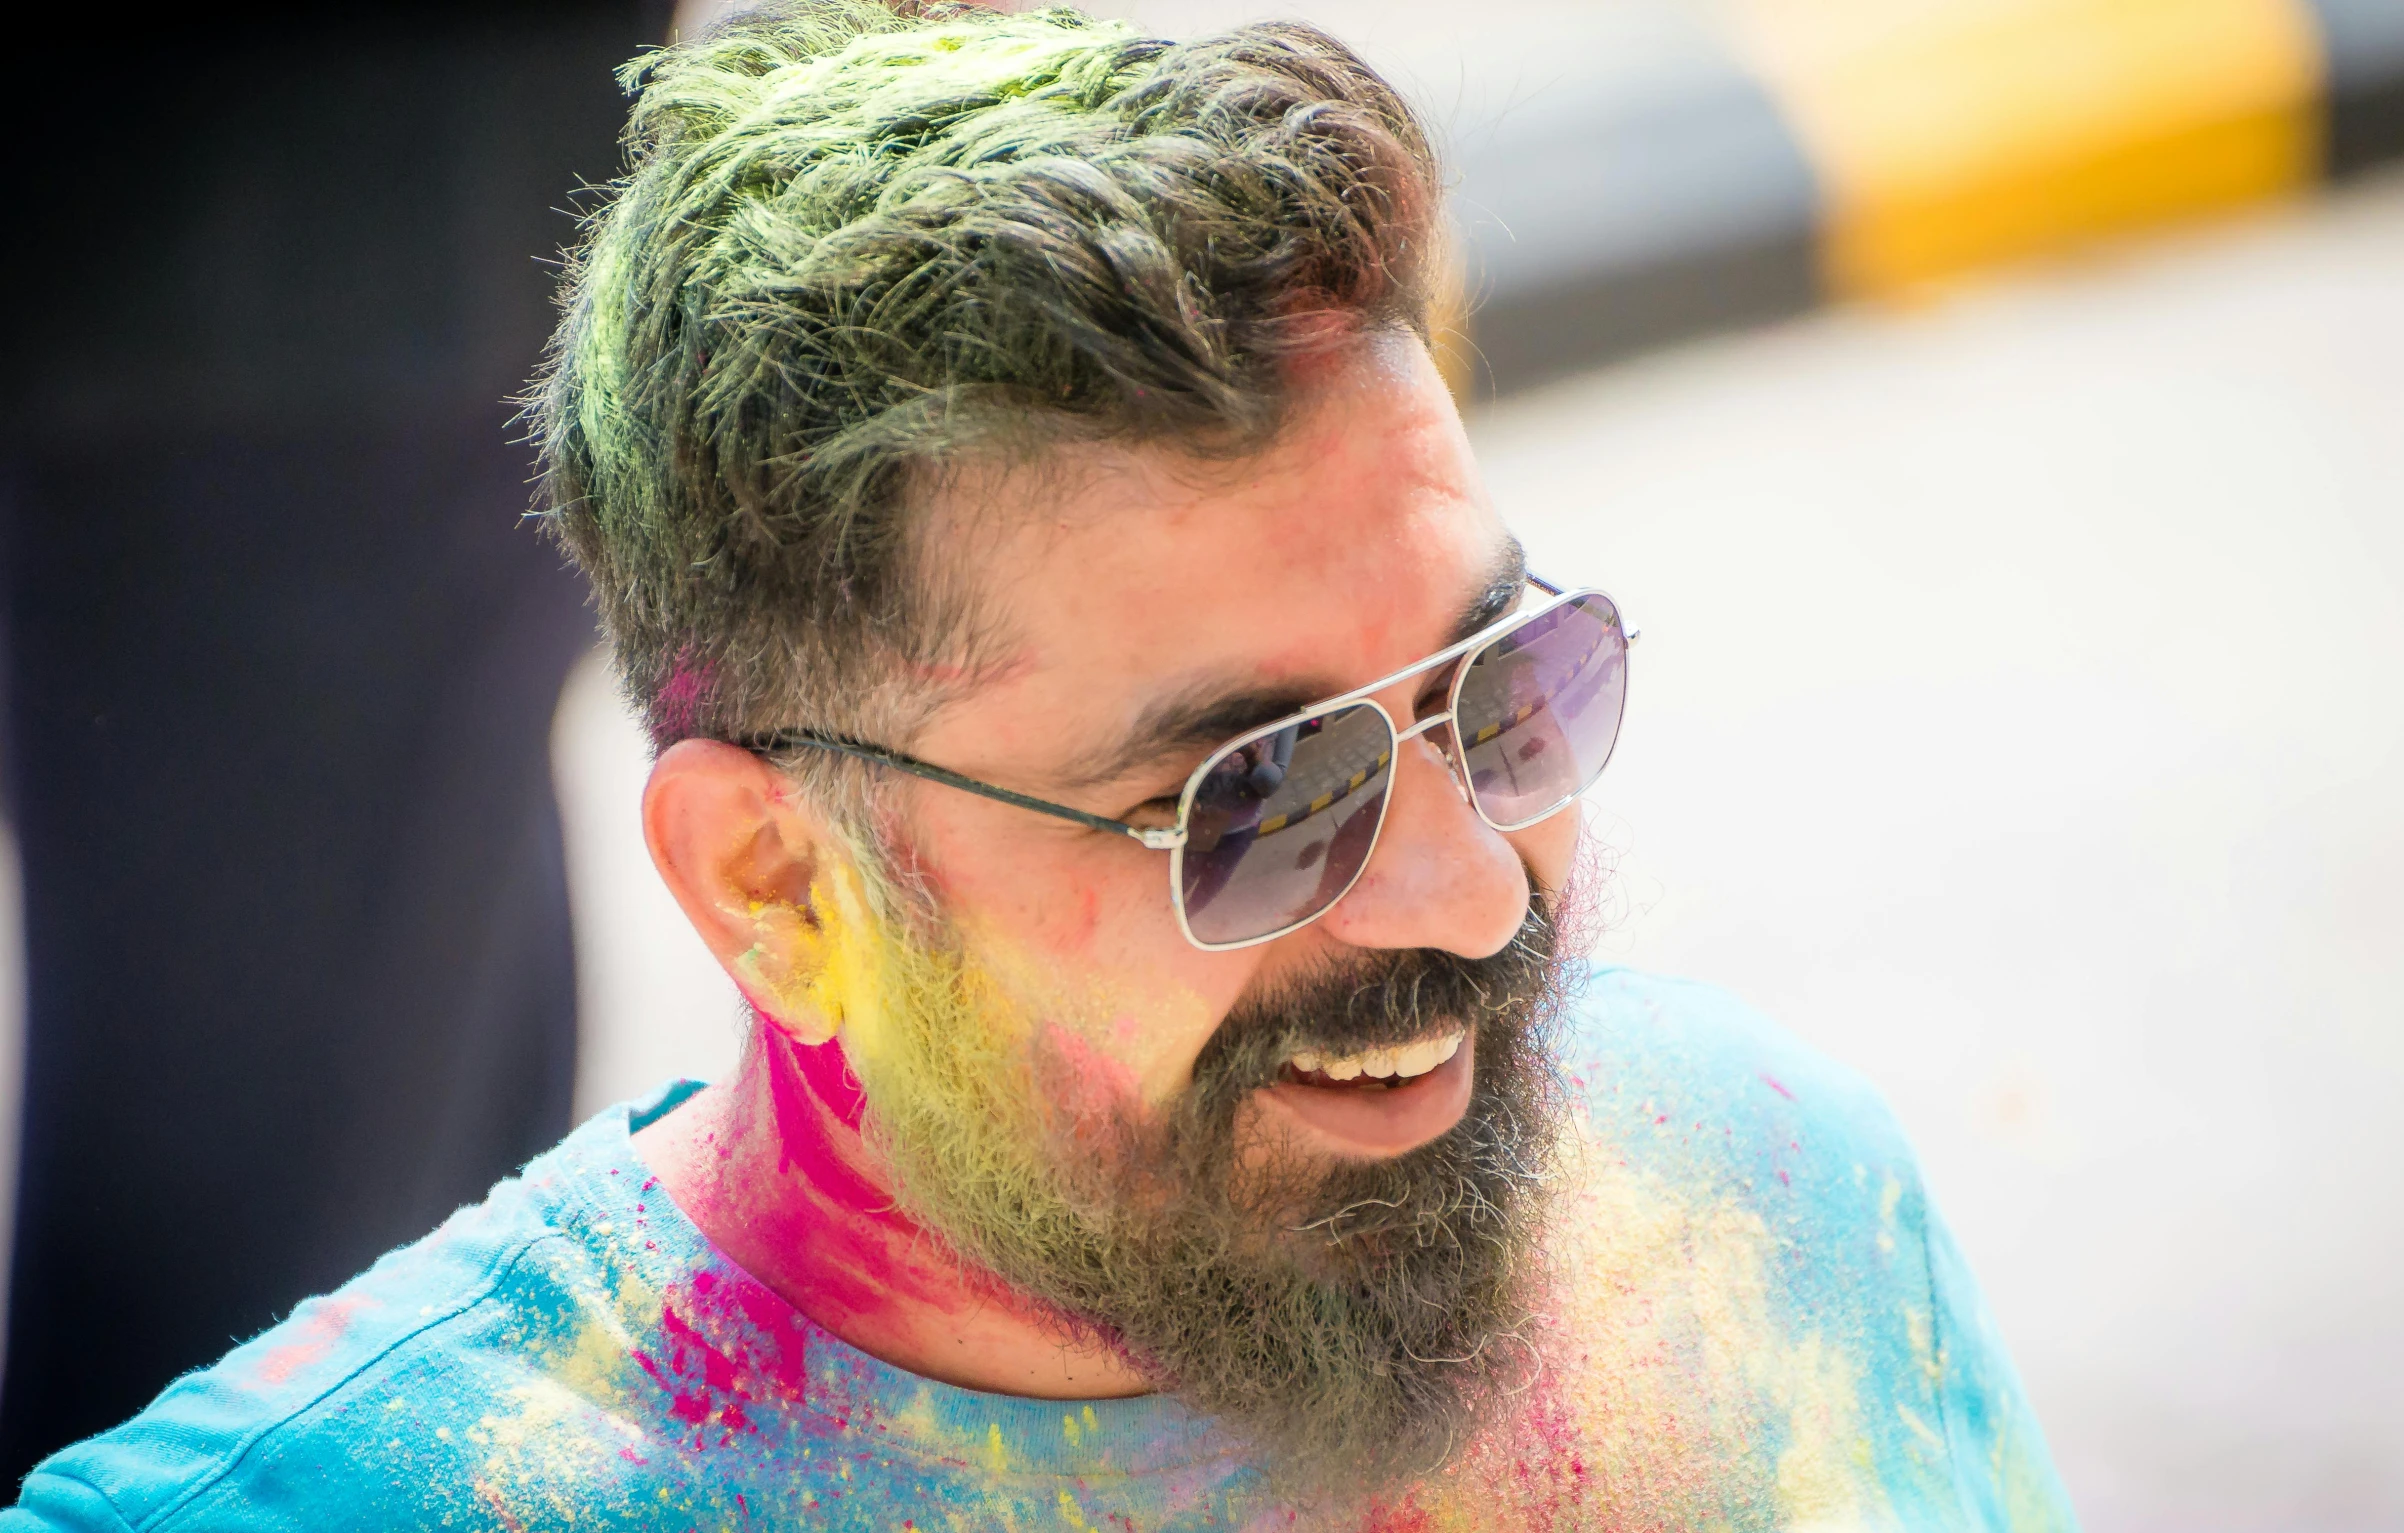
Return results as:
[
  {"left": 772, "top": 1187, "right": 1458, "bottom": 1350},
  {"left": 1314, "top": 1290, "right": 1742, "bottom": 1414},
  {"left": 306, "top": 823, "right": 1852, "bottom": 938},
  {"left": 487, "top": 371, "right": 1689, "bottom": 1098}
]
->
[{"left": 1728, "top": 0, "right": 2324, "bottom": 295}]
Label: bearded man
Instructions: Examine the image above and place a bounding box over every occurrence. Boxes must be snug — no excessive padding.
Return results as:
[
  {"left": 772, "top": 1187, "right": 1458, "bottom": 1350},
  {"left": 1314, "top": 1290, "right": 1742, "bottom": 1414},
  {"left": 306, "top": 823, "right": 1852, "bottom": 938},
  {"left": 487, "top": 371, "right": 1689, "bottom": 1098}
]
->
[{"left": 4, "top": 4, "right": 2079, "bottom": 1529}]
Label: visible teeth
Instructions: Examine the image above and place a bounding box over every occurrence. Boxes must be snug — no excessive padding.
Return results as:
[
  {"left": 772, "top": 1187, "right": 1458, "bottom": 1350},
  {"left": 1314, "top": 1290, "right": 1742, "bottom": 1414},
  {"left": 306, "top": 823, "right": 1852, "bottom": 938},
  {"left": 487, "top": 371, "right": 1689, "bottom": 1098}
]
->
[
  {"left": 1289, "top": 1029, "right": 1465, "bottom": 1084},
  {"left": 1389, "top": 1037, "right": 1443, "bottom": 1077}
]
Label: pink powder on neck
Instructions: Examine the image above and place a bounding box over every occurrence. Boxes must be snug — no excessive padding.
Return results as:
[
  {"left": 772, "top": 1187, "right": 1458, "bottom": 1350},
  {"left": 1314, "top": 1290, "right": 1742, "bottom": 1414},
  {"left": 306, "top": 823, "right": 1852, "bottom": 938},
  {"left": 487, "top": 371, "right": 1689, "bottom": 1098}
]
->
[
  {"left": 753, "top": 1011, "right": 907, "bottom": 1281},
  {"left": 742, "top": 1010, "right": 1054, "bottom": 1344},
  {"left": 781, "top": 1015, "right": 866, "bottom": 1129}
]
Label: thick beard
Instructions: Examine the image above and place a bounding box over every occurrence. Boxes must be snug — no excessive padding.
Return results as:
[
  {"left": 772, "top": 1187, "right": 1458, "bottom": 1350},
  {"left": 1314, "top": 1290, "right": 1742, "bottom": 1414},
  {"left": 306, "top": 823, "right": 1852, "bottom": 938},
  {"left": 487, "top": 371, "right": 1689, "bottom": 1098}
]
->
[{"left": 838, "top": 891, "right": 1573, "bottom": 1503}]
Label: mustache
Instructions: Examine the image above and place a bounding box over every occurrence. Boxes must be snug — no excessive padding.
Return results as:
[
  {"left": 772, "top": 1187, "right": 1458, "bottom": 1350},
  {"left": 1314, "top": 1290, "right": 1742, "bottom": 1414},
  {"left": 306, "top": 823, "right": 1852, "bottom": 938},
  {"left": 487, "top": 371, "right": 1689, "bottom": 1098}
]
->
[{"left": 1186, "top": 901, "right": 1562, "bottom": 1102}]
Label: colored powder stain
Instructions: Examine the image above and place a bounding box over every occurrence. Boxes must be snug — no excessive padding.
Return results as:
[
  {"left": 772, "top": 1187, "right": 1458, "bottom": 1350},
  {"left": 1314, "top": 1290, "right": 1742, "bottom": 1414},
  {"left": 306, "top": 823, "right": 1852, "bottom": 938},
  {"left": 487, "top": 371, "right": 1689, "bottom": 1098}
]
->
[
  {"left": 1379, "top": 1116, "right": 1906, "bottom": 1531},
  {"left": 1360, "top": 1496, "right": 1437, "bottom": 1532},
  {"left": 1905, "top": 1306, "right": 1941, "bottom": 1387},
  {"left": 1761, "top": 1073, "right": 1797, "bottom": 1101},
  {"left": 472, "top": 1477, "right": 529, "bottom": 1533},
  {"left": 630, "top": 1270, "right": 814, "bottom": 1451},
  {"left": 1032, "top": 1020, "right": 1146, "bottom": 1127},
  {"left": 1057, "top": 886, "right": 1101, "bottom": 952},
  {"left": 1769, "top": 1335, "right": 1886, "bottom": 1528},
  {"left": 782, "top": 1016, "right": 867, "bottom": 1130},
  {"left": 654, "top": 646, "right": 716, "bottom": 740},
  {"left": 754, "top": 1022, "right": 958, "bottom": 1319},
  {"left": 253, "top": 1293, "right": 371, "bottom": 1386},
  {"left": 1896, "top": 1401, "right": 1947, "bottom": 1454}
]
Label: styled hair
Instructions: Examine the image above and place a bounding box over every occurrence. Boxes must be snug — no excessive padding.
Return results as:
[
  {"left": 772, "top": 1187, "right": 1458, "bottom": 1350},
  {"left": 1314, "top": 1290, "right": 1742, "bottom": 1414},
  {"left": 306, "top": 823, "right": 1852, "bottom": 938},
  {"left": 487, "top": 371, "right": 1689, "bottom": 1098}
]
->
[{"left": 530, "top": 0, "right": 1443, "bottom": 756}]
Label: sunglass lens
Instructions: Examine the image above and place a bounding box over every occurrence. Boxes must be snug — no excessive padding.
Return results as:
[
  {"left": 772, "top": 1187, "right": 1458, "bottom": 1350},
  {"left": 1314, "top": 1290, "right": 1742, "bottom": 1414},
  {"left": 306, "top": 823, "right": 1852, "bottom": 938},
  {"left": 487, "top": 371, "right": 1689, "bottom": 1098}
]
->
[
  {"left": 1452, "top": 592, "right": 1628, "bottom": 828},
  {"left": 1178, "top": 703, "right": 1395, "bottom": 946}
]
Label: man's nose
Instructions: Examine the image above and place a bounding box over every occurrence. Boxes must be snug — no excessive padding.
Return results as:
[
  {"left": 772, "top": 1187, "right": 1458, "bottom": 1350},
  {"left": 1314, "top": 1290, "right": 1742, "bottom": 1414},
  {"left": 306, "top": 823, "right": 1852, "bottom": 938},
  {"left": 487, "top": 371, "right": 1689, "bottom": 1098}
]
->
[{"left": 1313, "top": 730, "right": 1530, "bottom": 958}]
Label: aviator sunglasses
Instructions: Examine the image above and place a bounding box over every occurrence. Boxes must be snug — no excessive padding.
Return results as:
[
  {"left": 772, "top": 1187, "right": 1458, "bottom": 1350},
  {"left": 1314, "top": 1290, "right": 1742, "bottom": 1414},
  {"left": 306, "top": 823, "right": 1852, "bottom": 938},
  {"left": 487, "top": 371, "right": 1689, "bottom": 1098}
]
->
[{"left": 749, "top": 576, "right": 1632, "bottom": 951}]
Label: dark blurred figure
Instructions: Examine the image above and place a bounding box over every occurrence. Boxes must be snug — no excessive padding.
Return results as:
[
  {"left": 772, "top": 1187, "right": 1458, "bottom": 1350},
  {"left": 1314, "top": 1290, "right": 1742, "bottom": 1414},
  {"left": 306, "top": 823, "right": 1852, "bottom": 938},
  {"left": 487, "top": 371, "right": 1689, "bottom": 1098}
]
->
[{"left": 0, "top": 1, "right": 653, "bottom": 1479}]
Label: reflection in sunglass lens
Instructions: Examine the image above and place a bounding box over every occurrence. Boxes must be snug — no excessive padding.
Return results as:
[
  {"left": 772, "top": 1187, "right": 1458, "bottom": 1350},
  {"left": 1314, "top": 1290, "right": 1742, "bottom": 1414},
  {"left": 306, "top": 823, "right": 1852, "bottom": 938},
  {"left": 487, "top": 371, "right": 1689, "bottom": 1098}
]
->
[
  {"left": 1178, "top": 703, "right": 1395, "bottom": 947},
  {"left": 1452, "top": 592, "right": 1627, "bottom": 829}
]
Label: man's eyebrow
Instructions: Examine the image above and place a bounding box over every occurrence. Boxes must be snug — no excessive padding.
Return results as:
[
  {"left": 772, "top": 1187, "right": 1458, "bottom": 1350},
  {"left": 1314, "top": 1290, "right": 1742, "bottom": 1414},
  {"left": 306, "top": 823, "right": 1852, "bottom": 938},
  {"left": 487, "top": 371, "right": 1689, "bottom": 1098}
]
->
[
  {"left": 1056, "top": 538, "right": 1532, "bottom": 795},
  {"left": 1451, "top": 538, "right": 1529, "bottom": 646},
  {"left": 1055, "top": 684, "right": 1328, "bottom": 794}
]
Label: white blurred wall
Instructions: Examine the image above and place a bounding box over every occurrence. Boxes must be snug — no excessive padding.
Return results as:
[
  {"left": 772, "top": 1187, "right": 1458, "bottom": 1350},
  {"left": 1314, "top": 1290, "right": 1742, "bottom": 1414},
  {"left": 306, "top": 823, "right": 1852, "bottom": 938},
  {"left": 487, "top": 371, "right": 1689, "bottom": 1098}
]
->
[
  {"left": 553, "top": 177, "right": 2404, "bottom": 1532},
  {"left": 552, "top": 651, "right": 744, "bottom": 1119}
]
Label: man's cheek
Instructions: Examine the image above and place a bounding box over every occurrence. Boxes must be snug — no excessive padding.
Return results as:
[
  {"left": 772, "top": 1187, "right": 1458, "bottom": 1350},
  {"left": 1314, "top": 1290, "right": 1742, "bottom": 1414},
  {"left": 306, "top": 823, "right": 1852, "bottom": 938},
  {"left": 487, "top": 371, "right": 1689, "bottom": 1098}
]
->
[
  {"left": 1105, "top": 997, "right": 1225, "bottom": 1107},
  {"left": 989, "top": 951, "right": 1219, "bottom": 1115},
  {"left": 1512, "top": 802, "right": 1586, "bottom": 900},
  {"left": 1029, "top": 1020, "right": 1149, "bottom": 1143},
  {"left": 1019, "top": 853, "right": 1188, "bottom": 973}
]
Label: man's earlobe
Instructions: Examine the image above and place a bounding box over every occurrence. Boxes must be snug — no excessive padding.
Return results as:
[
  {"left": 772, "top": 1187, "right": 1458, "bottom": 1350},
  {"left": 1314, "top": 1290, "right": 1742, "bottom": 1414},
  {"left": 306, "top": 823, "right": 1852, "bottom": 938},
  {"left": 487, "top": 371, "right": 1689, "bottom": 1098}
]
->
[
  {"left": 643, "top": 738, "right": 844, "bottom": 1045},
  {"left": 732, "top": 892, "right": 843, "bottom": 1046}
]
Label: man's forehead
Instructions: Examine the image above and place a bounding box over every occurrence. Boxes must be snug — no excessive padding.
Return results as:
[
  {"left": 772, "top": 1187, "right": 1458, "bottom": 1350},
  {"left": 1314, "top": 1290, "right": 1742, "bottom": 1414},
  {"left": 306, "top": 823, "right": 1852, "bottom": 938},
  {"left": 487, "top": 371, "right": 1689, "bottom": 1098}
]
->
[
  {"left": 1050, "top": 539, "right": 1527, "bottom": 790},
  {"left": 909, "top": 343, "right": 1513, "bottom": 784}
]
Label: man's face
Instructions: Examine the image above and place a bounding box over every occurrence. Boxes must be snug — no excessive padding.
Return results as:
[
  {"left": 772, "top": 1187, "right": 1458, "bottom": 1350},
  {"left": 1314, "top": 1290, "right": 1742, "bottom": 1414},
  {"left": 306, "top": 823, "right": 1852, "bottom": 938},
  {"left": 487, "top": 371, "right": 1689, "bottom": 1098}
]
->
[{"left": 893, "top": 331, "right": 1579, "bottom": 1130}]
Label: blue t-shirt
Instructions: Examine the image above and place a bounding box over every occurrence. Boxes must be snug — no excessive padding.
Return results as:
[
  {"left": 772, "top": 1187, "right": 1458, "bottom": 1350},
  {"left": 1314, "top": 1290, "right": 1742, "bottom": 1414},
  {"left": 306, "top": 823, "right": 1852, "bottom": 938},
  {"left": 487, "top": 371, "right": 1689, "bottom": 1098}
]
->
[{"left": 3, "top": 970, "right": 2079, "bottom": 1530}]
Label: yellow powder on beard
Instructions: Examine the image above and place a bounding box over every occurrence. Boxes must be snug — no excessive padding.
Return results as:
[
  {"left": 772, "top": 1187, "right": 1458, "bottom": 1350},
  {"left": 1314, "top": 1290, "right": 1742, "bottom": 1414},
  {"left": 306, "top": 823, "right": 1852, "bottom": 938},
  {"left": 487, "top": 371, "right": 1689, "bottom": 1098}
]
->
[{"left": 766, "top": 856, "right": 1145, "bottom": 1268}]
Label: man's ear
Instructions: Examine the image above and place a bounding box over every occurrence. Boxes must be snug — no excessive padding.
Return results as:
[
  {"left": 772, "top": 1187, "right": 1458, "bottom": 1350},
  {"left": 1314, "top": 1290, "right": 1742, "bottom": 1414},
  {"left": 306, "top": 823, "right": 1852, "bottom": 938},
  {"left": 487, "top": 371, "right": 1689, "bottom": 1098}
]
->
[{"left": 644, "top": 739, "right": 843, "bottom": 1044}]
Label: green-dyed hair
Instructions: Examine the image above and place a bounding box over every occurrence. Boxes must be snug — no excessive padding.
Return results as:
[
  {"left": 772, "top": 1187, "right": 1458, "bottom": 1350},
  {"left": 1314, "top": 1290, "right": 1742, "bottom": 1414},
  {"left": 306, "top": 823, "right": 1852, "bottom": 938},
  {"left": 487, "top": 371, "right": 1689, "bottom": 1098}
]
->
[{"left": 530, "top": 0, "right": 1443, "bottom": 756}]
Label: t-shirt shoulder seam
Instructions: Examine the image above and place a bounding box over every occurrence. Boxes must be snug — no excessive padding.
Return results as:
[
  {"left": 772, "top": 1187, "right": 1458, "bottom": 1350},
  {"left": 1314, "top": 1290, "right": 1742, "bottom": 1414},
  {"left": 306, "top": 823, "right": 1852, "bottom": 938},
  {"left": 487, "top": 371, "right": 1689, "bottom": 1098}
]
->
[
  {"left": 132, "top": 1228, "right": 573, "bottom": 1533},
  {"left": 1907, "top": 1163, "right": 1978, "bottom": 1516}
]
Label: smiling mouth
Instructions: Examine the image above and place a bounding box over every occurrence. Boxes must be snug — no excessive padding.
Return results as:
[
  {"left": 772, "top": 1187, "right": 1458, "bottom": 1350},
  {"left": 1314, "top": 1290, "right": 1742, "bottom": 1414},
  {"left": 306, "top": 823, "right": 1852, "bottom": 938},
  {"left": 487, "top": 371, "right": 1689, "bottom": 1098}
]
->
[
  {"left": 1256, "top": 1026, "right": 1477, "bottom": 1158},
  {"left": 1281, "top": 1028, "right": 1466, "bottom": 1088}
]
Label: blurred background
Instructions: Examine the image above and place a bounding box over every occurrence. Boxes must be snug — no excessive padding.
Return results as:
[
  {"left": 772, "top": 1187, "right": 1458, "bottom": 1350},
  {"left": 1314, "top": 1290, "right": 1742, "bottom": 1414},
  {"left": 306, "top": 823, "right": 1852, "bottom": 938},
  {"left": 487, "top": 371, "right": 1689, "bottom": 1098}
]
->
[{"left": 6, "top": 1, "right": 2402, "bottom": 1528}]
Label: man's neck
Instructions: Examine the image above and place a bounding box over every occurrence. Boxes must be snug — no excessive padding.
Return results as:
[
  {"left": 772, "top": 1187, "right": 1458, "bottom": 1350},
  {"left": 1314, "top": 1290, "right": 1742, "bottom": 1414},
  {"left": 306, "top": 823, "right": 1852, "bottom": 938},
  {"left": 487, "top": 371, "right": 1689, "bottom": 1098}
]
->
[{"left": 630, "top": 1020, "right": 1151, "bottom": 1400}]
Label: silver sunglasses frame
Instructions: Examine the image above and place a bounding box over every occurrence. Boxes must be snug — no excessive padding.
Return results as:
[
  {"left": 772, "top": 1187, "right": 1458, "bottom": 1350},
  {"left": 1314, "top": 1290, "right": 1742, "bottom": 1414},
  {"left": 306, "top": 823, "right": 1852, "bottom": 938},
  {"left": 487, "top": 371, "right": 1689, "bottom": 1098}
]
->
[
  {"left": 747, "top": 575, "right": 1635, "bottom": 952},
  {"left": 1161, "top": 578, "right": 1633, "bottom": 950}
]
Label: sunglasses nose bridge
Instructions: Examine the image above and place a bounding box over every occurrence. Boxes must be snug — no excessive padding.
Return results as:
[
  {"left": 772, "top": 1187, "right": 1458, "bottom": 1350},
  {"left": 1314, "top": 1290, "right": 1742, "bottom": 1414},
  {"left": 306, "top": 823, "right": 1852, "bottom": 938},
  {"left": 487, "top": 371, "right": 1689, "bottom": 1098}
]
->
[
  {"left": 1394, "top": 710, "right": 1451, "bottom": 744},
  {"left": 1393, "top": 709, "right": 1471, "bottom": 803}
]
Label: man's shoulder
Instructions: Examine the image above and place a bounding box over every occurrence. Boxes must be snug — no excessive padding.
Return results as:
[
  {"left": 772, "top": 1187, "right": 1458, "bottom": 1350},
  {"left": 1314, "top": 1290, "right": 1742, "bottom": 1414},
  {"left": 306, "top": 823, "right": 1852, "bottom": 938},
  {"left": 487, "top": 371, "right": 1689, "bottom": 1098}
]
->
[
  {"left": 1462, "top": 966, "right": 2078, "bottom": 1532},
  {"left": 4, "top": 1142, "right": 606, "bottom": 1533},
  {"left": 1552, "top": 965, "right": 1930, "bottom": 1341}
]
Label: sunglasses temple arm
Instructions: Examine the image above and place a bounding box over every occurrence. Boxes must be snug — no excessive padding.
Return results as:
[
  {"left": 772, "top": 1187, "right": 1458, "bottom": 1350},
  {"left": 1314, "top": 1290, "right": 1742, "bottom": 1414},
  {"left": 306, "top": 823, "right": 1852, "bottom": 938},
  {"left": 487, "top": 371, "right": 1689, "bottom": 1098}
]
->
[{"left": 754, "top": 732, "right": 1185, "bottom": 851}]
